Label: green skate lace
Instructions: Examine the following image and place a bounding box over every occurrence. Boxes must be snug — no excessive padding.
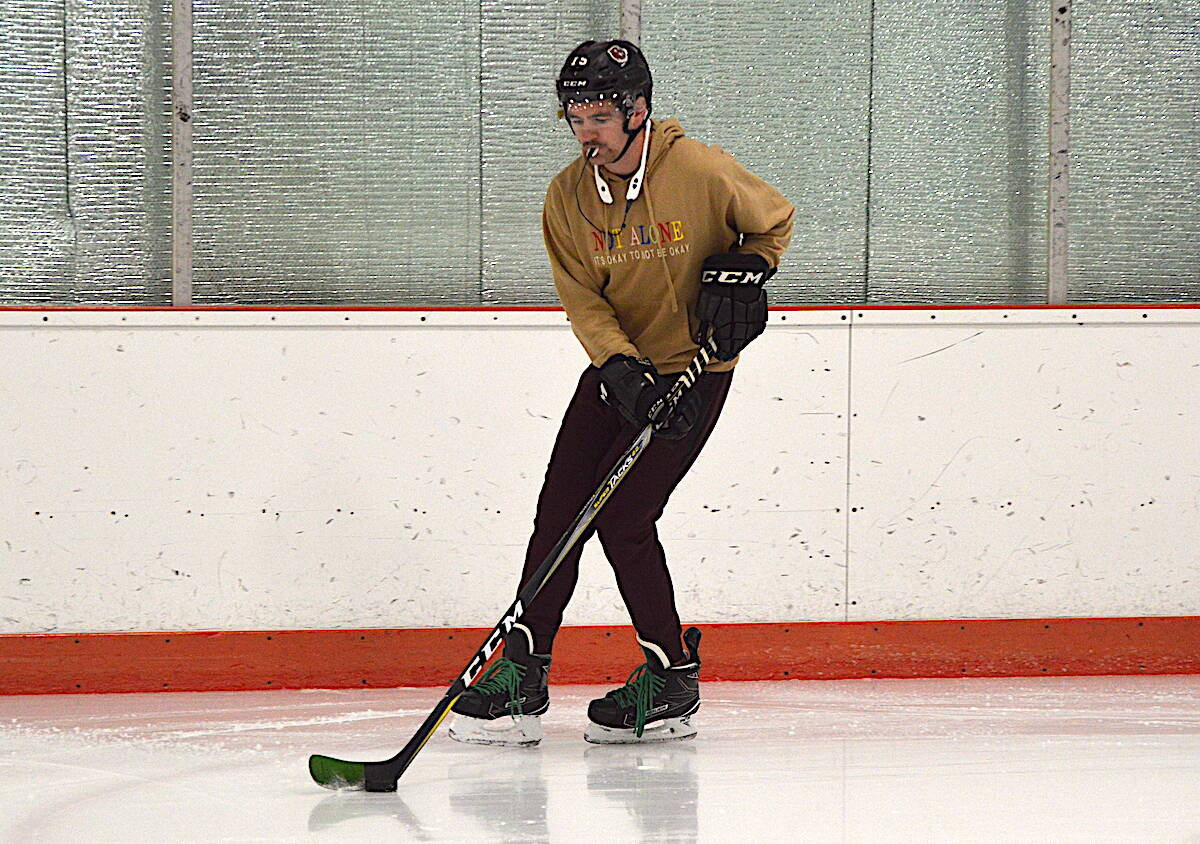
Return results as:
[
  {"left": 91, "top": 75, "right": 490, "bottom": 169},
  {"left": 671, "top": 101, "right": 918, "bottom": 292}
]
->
[
  {"left": 470, "top": 658, "right": 527, "bottom": 713},
  {"left": 611, "top": 663, "right": 666, "bottom": 737}
]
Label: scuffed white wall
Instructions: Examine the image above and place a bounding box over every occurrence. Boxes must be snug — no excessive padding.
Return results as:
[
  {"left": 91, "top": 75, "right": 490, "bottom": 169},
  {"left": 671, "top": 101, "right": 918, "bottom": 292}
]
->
[
  {"left": 847, "top": 308, "right": 1200, "bottom": 620},
  {"left": 1, "top": 307, "right": 1197, "bottom": 634}
]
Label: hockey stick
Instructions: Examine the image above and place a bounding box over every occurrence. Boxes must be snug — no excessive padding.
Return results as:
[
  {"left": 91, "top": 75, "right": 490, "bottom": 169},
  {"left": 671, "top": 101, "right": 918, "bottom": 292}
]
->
[{"left": 308, "top": 337, "right": 718, "bottom": 792}]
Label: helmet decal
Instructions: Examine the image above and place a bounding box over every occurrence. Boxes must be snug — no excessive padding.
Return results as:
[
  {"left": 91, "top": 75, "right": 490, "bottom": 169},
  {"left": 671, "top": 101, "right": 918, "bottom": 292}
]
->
[{"left": 607, "top": 44, "right": 629, "bottom": 66}]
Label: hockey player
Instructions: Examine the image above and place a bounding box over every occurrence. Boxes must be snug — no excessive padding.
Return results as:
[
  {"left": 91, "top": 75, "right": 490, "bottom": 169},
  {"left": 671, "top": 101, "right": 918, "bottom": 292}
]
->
[{"left": 448, "top": 40, "right": 794, "bottom": 746}]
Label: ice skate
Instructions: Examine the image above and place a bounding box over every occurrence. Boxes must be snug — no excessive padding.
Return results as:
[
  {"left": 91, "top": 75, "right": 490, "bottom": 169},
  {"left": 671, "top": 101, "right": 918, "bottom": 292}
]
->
[
  {"left": 446, "top": 712, "right": 545, "bottom": 747},
  {"left": 584, "top": 627, "right": 701, "bottom": 744},
  {"left": 448, "top": 623, "right": 551, "bottom": 747}
]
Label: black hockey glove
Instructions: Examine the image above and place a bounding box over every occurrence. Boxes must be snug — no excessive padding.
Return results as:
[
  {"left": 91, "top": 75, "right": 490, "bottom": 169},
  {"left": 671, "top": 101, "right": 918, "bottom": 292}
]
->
[
  {"left": 694, "top": 252, "right": 773, "bottom": 362},
  {"left": 597, "top": 355, "right": 701, "bottom": 440},
  {"left": 659, "top": 385, "right": 702, "bottom": 441}
]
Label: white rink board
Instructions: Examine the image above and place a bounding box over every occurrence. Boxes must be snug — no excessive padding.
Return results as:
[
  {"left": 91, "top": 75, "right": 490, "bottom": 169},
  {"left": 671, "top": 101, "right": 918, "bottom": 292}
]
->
[
  {"left": 0, "top": 308, "right": 1197, "bottom": 634},
  {"left": 0, "top": 310, "right": 849, "bottom": 633},
  {"left": 847, "top": 315, "right": 1200, "bottom": 621}
]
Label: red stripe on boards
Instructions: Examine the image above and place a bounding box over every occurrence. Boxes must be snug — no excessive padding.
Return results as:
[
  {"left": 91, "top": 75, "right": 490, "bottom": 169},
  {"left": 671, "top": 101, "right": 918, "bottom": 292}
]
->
[
  {"left": 3, "top": 304, "right": 1200, "bottom": 314},
  {"left": 1, "top": 617, "right": 1198, "bottom": 695}
]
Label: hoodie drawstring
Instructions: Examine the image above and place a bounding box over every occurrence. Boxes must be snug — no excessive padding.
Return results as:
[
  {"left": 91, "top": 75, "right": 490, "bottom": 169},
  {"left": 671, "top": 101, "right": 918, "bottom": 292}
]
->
[{"left": 641, "top": 178, "right": 679, "bottom": 314}]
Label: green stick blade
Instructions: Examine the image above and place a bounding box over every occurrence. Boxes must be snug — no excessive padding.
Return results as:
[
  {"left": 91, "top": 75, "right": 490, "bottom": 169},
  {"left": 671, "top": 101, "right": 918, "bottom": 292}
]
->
[{"left": 309, "top": 754, "right": 366, "bottom": 790}]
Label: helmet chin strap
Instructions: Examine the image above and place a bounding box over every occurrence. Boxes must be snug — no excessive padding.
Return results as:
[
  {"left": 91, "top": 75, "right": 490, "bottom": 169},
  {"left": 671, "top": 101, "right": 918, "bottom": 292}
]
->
[{"left": 592, "top": 117, "right": 651, "bottom": 205}]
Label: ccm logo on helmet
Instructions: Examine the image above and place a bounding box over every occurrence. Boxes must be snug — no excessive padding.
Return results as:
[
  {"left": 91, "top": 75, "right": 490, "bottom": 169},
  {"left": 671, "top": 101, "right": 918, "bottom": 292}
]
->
[
  {"left": 607, "top": 44, "right": 629, "bottom": 65},
  {"left": 701, "top": 269, "right": 767, "bottom": 285}
]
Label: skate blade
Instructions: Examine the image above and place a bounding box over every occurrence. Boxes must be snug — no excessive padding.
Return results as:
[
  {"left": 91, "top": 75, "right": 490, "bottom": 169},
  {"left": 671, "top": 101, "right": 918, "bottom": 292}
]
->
[
  {"left": 583, "top": 716, "right": 697, "bottom": 745},
  {"left": 448, "top": 714, "right": 543, "bottom": 747}
]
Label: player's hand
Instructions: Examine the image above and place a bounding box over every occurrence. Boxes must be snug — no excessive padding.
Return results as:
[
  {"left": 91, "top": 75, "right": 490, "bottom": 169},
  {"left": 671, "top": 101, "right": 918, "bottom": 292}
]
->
[
  {"left": 695, "top": 252, "right": 772, "bottom": 361},
  {"left": 597, "top": 355, "right": 700, "bottom": 439}
]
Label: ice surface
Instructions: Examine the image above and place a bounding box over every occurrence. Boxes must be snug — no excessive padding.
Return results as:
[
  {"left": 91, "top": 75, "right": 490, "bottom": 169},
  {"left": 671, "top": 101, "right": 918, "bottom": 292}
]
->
[{"left": 2, "top": 676, "right": 1199, "bottom": 843}]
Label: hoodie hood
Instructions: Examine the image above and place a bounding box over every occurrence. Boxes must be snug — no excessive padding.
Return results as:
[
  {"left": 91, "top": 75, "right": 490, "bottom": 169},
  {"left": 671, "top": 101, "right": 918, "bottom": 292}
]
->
[{"left": 644, "top": 117, "right": 685, "bottom": 177}]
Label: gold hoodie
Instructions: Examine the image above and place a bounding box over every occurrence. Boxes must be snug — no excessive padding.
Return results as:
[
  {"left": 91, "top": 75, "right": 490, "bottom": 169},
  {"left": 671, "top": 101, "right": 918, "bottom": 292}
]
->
[{"left": 542, "top": 118, "right": 794, "bottom": 374}]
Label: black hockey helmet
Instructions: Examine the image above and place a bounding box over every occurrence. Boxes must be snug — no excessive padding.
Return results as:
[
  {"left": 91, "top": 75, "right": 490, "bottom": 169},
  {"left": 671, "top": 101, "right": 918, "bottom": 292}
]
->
[{"left": 556, "top": 40, "right": 653, "bottom": 118}]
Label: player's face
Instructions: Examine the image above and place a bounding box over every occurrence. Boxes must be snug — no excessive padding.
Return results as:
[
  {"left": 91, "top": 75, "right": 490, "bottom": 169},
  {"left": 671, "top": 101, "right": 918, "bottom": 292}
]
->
[{"left": 565, "top": 101, "right": 630, "bottom": 165}]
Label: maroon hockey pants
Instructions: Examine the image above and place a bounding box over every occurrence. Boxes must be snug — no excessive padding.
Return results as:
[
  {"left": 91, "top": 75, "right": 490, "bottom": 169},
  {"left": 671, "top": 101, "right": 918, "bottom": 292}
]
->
[{"left": 517, "top": 365, "right": 734, "bottom": 665}]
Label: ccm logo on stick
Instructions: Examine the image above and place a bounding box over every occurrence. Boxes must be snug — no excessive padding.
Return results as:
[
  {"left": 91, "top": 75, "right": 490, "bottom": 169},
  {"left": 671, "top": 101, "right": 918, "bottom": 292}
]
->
[
  {"left": 701, "top": 269, "right": 766, "bottom": 285},
  {"left": 459, "top": 600, "right": 524, "bottom": 687}
]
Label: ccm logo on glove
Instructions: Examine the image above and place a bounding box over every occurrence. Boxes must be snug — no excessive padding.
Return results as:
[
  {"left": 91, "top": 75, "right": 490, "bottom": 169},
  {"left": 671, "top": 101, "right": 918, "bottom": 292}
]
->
[
  {"left": 700, "top": 266, "right": 769, "bottom": 286},
  {"left": 694, "top": 252, "right": 775, "bottom": 362}
]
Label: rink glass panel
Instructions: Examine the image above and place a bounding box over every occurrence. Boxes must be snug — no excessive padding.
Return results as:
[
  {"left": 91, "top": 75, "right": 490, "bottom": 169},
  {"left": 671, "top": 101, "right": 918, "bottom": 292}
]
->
[
  {"left": 0, "top": 0, "right": 172, "bottom": 304},
  {"left": 0, "top": 0, "right": 1197, "bottom": 305},
  {"left": 1069, "top": 0, "right": 1200, "bottom": 302},
  {"left": 642, "top": 0, "right": 871, "bottom": 305},
  {"left": 190, "top": 0, "right": 482, "bottom": 305},
  {"left": 866, "top": 0, "right": 1050, "bottom": 304},
  {"left": 479, "top": 2, "right": 620, "bottom": 305}
]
